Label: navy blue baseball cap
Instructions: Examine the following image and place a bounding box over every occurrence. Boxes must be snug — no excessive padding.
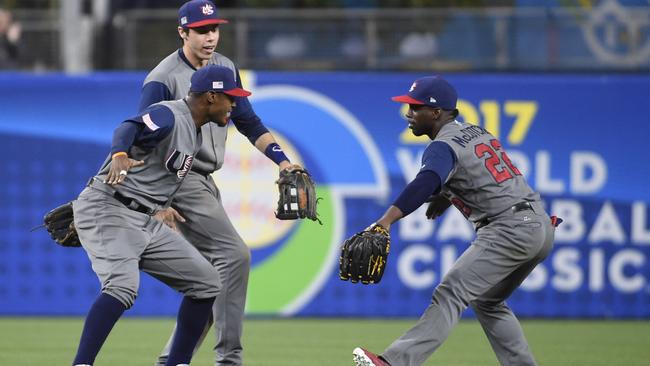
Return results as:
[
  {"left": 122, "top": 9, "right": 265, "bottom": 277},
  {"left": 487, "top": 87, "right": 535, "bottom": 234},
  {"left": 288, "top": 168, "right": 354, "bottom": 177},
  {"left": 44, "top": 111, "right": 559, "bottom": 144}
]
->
[
  {"left": 190, "top": 65, "right": 251, "bottom": 97},
  {"left": 179, "top": 0, "right": 228, "bottom": 28},
  {"left": 392, "top": 76, "right": 457, "bottom": 110}
]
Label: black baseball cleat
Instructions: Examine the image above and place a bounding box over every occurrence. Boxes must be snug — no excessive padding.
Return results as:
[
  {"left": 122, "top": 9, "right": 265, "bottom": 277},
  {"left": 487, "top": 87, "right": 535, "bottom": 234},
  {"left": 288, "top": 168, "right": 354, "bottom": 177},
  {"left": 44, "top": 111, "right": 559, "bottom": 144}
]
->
[{"left": 353, "top": 347, "right": 390, "bottom": 366}]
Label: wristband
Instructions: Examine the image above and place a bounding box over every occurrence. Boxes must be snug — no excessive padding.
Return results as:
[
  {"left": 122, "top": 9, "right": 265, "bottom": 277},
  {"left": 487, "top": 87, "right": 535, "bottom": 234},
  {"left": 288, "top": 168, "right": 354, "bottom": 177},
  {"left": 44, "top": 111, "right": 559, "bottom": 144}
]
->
[
  {"left": 112, "top": 152, "right": 128, "bottom": 159},
  {"left": 264, "top": 143, "right": 289, "bottom": 165}
]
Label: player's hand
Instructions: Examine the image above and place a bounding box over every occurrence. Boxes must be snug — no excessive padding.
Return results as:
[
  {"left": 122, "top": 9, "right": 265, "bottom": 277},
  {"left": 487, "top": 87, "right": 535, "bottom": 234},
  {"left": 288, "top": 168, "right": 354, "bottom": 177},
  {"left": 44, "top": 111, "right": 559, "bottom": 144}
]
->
[
  {"left": 279, "top": 160, "right": 292, "bottom": 171},
  {"left": 279, "top": 161, "right": 304, "bottom": 172},
  {"left": 425, "top": 195, "right": 452, "bottom": 219},
  {"left": 153, "top": 207, "right": 186, "bottom": 232},
  {"left": 277, "top": 163, "right": 306, "bottom": 182},
  {"left": 365, "top": 221, "right": 391, "bottom": 232},
  {"left": 105, "top": 154, "right": 145, "bottom": 185}
]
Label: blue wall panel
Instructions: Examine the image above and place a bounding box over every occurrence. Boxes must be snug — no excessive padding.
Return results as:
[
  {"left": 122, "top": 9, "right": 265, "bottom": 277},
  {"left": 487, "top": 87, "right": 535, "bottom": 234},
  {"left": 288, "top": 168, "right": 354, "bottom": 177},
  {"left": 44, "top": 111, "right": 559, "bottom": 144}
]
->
[{"left": 1, "top": 71, "right": 648, "bottom": 318}]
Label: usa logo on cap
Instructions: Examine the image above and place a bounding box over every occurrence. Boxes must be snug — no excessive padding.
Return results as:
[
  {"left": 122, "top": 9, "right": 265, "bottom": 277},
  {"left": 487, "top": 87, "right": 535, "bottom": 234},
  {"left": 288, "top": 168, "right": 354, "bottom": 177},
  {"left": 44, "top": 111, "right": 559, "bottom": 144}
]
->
[{"left": 202, "top": 4, "right": 214, "bottom": 15}]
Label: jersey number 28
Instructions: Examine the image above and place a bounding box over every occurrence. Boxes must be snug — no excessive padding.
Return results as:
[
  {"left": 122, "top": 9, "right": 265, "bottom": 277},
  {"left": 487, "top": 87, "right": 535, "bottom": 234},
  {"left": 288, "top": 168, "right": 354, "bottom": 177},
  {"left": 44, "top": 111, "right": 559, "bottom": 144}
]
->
[{"left": 474, "top": 139, "right": 521, "bottom": 183}]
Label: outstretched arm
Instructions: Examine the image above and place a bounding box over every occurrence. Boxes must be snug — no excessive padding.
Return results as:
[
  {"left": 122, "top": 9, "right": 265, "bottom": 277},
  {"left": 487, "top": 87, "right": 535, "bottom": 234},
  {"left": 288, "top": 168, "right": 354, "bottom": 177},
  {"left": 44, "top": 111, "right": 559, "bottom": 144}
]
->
[
  {"left": 376, "top": 206, "right": 405, "bottom": 231},
  {"left": 376, "top": 170, "right": 442, "bottom": 230},
  {"left": 254, "top": 132, "right": 292, "bottom": 171},
  {"left": 230, "top": 67, "right": 295, "bottom": 171},
  {"left": 375, "top": 141, "right": 456, "bottom": 230}
]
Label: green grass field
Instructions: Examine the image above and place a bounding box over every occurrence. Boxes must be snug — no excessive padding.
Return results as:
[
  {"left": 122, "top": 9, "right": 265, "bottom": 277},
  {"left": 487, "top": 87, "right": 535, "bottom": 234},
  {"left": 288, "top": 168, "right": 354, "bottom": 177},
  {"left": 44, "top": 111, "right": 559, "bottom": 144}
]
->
[{"left": 1, "top": 318, "right": 648, "bottom": 365}]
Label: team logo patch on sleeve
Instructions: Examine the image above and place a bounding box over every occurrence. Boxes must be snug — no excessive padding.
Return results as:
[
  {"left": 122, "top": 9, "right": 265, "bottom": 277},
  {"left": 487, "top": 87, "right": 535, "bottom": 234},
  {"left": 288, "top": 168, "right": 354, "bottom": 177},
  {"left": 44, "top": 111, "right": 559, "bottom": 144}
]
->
[{"left": 142, "top": 113, "right": 160, "bottom": 131}]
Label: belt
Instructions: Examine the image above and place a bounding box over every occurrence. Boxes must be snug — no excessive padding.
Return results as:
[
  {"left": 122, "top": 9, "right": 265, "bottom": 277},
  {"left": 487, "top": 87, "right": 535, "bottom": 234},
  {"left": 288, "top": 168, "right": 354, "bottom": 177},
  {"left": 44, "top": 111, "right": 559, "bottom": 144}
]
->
[
  {"left": 475, "top": 201, "right": 533, "bottom": 230},
  {"left": 87, "top": 178, "right": 155, "bottom": 215},
  {"left": 112, "top": 191, "right": 155, "bottom": 215}
]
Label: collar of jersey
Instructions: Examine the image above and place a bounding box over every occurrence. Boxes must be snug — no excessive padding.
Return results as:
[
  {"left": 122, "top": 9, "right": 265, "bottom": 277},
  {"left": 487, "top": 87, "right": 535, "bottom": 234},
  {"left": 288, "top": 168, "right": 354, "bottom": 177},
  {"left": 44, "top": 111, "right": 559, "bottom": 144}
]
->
[{"left": 178, "top": 48, "right": 198, "bottom": 71}]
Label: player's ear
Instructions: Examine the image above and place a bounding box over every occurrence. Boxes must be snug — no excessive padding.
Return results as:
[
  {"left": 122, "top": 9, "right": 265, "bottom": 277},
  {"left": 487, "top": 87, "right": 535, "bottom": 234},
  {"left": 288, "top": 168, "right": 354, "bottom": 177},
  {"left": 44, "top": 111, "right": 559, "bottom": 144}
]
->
[
  {"left": 207, "top": 91, "right": 224, "bottom": 104},
  {"left": 206, "top": 91, "right": 216, "bottom": 103},
  {"left": 178, "top": 26, "right": 188, "bottom": 41}
]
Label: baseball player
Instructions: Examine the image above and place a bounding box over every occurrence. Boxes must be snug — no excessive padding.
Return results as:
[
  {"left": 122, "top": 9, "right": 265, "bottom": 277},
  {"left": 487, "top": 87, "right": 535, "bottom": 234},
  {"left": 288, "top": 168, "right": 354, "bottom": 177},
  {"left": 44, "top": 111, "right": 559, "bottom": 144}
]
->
[
  {"left": 139, "top": 1, "right": 298, "bottom": 365},
  {"left": 352, "top": 76, "right": 557, "bottom": 366},
  {"left": 71, "top": 65, "right": 251, "bottom": 366}
]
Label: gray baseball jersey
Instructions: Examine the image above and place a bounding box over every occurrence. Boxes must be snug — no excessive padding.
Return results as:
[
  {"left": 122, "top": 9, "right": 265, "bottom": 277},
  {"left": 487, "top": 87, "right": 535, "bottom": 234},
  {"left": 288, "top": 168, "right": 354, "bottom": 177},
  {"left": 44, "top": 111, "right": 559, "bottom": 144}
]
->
[
  {"left": 381, "top": 121, "right": 553, "bottom": 366},
  {"left": 141, "top": 50, "right": 258, "bottom": 366},
  {"left": 436, "top": 121, "right": 540, "bottom": 223},
  {"left": 72, "top": 100, "right": 220, "bottom": 309},
  {"left": 141, "top": 50, "right": 236, "bottom": 174},
  {"left": 95, "top": 99, "right": 201, "bottom": 210}
]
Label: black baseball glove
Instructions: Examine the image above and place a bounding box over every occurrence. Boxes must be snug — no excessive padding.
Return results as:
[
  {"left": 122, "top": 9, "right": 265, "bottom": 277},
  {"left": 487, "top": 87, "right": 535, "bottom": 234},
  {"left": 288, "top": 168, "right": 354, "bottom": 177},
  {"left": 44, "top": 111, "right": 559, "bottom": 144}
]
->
[
  {"left": 339, "top": 224, "right": 390, "bottom": 284},
  {"left": 275, "top": 167, "right": 321, "bottom": 224},
  {"left": 43, "top": 201, "right": 81, "bottom": 247},
  {"left": 425, "top": 194, "right": 452, "bottom": 219}
]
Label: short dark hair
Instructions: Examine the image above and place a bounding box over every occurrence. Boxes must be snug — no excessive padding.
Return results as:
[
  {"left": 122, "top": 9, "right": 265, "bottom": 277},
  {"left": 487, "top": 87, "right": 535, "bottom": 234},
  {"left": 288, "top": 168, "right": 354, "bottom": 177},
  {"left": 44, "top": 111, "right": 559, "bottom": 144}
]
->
[{"left": 188, "top": 91, "right": 205, "bottom": 98}]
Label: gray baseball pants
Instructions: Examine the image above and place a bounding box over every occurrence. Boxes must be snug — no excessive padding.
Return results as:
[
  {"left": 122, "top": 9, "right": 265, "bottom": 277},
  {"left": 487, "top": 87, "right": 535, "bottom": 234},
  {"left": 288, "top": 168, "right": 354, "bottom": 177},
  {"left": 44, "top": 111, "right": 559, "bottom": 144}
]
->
[
  {"left": 382, "top": 201, "right": 554, "bottom": 366},
  {"left": 73, "top": 186, "right": 221, "bottom": 309},
  {"left": 157, "top": 171, "right": 250, "bottom": 366}
]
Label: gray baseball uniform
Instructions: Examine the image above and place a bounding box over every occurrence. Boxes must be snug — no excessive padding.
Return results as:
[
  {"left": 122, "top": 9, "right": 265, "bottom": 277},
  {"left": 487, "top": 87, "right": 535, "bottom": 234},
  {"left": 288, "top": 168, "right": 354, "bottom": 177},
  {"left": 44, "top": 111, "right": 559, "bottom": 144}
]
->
[
  {"left": 73, "top": 99, "right": 221, "bottom": 309},
  {"left": 382, "top": 121, "right": 554, "bottom": 366},
  {"left": 141, "top": 50, "right": 266, "bottom": 366}
]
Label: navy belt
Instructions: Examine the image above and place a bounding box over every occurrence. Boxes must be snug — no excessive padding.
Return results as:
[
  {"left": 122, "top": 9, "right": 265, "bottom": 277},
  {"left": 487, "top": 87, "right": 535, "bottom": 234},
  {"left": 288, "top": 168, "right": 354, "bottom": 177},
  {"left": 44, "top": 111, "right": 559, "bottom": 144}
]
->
[
  {"left": 87, "top": 178, "right": 155, "bottom": 215},
  {"left": 475, "top": 201, "right": 533, "bottom": 230},
  {"left": 112, "top": 191, "right": 155, "bottom": 215}
]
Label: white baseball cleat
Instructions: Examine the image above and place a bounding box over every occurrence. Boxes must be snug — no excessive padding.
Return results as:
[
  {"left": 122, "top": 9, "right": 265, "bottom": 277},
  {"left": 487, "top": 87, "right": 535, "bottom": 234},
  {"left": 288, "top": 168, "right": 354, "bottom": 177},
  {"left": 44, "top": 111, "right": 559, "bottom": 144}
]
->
[{"left": 353, "top": 347, "right": 390, "bottom": 366}]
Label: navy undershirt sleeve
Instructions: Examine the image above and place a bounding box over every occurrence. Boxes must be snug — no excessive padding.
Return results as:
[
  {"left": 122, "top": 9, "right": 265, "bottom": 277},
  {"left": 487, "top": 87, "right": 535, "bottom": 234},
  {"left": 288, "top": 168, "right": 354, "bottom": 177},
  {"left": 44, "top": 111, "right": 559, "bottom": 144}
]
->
[
  {"left": 420, "top": 141, "right": 456, "bottom": 183},
  {"left": 230, "top": 68, "right": 269, "bottom": 144},
  {"left": 392, "top": 141, "right": 456, "bottom": 217},
  {"left": 111, "top": 105, "right": 175, "bottom": 154},
  {"left": 111, "top": 122, "right": 141, "bottom": 155},
  {"left": 393, "top": 170, "right": 442, "bottom": 216},
  {"left": 138, "top": 81, "right": 173, "bottom": 113}
]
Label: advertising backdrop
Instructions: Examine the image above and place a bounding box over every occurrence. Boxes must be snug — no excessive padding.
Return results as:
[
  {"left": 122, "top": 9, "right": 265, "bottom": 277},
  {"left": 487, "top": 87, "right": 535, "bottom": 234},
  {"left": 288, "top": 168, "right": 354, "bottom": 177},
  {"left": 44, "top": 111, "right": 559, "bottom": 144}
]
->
[{"left": 1, "top": 72, "right": 648, "bottom": 318}]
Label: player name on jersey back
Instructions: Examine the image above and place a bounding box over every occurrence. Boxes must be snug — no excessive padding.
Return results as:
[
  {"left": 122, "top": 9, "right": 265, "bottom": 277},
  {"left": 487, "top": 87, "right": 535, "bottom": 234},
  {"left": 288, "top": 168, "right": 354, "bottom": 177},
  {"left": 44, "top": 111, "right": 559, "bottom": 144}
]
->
[{"left": 449, "top": 125, "right": 488, "bottom": 148}]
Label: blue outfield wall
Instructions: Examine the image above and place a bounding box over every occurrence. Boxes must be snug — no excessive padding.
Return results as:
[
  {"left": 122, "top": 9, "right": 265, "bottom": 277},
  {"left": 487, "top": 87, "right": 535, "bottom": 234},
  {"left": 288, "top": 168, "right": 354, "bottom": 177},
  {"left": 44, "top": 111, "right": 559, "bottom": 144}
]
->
[{"left": 0, "top": 71, "right": 649, "bottom": 318}]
